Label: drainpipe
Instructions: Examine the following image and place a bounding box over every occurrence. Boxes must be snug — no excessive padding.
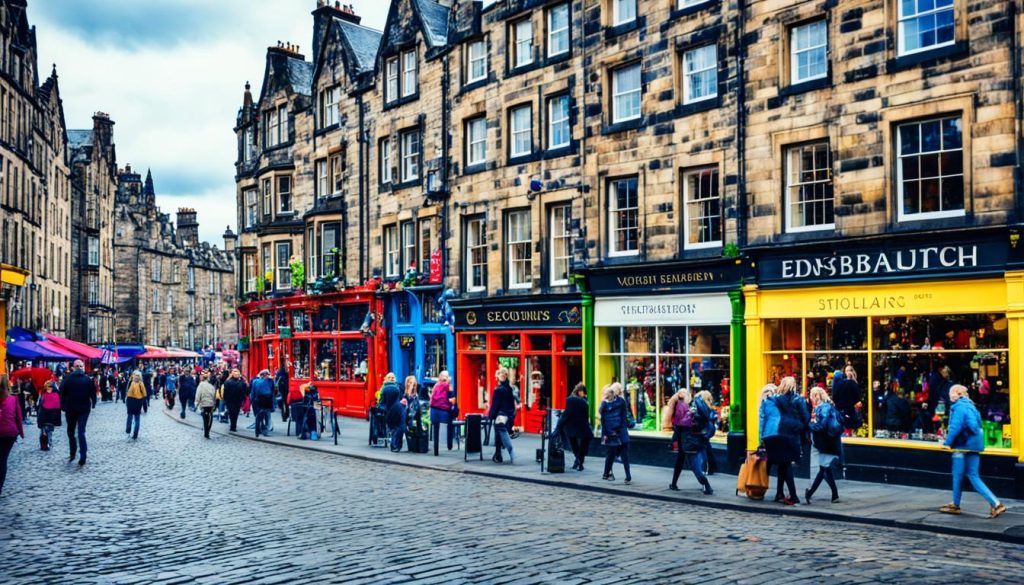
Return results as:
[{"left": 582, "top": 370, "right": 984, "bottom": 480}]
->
[
  {"left": 441, "top": 52, "right": 451, "bottom": 282},
  {"left": 358, "top": 93, "right": 367, "bottom": 283},
  {"left": 1013, "top": 0, "right": 1023, "bottom": 222},
  {"left": 735, "top": 0, "right": 748, "bottom": 248}
]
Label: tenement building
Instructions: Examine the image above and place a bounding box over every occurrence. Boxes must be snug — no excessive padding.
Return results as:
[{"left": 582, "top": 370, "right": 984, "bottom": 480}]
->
[
  {"left": 114, "top": 166, "right": 238, "bottom": 349},
  {"left": 0, "top": 0, "right": 73, "bottom": 345},
  {"left": 236, "top": 0, "right": 1024, "bottom": 496},
  {"left": 69, "top": 112, "right": 117, "bottom": 344}
]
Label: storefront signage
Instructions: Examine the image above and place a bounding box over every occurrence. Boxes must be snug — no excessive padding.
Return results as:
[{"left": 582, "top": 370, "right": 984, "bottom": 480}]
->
[
  {"left": 594, "top": 293, "right": 732, "bottom": 326},
  {"left": 454, "top": 300, "right": 582, "bottom": 330},
  {"left": 759, "top": 237, "right": 1008, "bottom": 287},
  {"left": 585, "top": 260, "right": 747, "bottom": 295}
]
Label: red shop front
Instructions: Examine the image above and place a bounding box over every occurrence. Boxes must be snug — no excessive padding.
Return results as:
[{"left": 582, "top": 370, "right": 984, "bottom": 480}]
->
[
  {"left": 451, "top": 296, "right": 584, "bottom": 434},
  {"left": 237, "top": 285, "right": 386, "bottom": 417}
]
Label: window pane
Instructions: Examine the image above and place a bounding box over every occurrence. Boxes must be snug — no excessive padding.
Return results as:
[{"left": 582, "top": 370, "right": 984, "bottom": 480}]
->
[{"left": 897, "top": 117, "right": 962, "bottom": 219}]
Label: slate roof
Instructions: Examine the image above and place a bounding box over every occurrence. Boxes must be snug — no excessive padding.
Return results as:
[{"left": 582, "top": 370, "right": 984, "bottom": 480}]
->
[
  {"left": 287, "top": 58, "right": 314, "bottom": 96},
  {"left": 337, "top": 18, "right": 382, "bottom": 74},
  {"left": 414, "top": 0, "right": 450, "bottom": 48}
]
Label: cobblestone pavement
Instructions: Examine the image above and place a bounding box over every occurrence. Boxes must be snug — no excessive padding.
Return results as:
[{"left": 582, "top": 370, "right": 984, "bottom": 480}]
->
[{"left": 1, "top": 403, "right": 1022, "bottom": 585}]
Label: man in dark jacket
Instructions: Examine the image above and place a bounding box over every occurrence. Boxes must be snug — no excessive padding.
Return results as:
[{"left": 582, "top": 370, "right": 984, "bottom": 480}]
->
[
  {"left": 178, "top": 371, "right": 197, "bottom": 419},
  {"left": 554, "top": 383, "right": 593, "bottom": 471},
  {"left": 488, "top": 368, "right": 517, "bottom": 464},
  {"left": 59, "top": 360, "right": 97, "bottom": 466},
  {"left": 249, "top": 370, "right": 275, "bottom": 437},
  {"left": 274, "top": 365, "right": 290, "bottom": 422},
  {"left": 221, "top": 369, "right": 248, "bottom": 432}
]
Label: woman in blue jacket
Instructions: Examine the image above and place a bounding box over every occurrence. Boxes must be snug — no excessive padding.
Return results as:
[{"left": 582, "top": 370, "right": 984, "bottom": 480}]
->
[
  {"left": 760, "top": 377, "right": 807, "bottom": 505},
  {"left": 940, "top": 384, "right": 1005, "bottom": 518},
  {"left": 806, "top": 386, "right": 841, "bottom": 504},
  {"left": 600, "top": 383, "right": 633, "bottom": 484}
]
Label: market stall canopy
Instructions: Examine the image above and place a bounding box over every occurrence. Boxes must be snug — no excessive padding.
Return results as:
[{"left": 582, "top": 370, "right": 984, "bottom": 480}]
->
[
  {"left": 100, "top": 344, "right": 145, "bottom": 364},
  {"left": 6, "top": 340, "right": 77, "bottom": 361},
  {"left": 166, "top": 348, "right": 200, "bottom": 358},
  {"left": 10, "top": 366, "right": 55, "bottom": 390},
  {"left": 137, "top": 346, "right": 172, "bottom": 359},
  {"left": 7, "top": 327, "right": 41, "bottom": 342},
  {"left": 43, "top": 334, "right": 104, "bottom": 360}
]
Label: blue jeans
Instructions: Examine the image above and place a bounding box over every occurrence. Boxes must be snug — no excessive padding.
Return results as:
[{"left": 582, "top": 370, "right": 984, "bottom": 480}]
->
[
  {"left": 691, "top": 447, "right": 708, "bottom": 485},
  {"left": 493, "top": 423, "right": 514, "bottom": 460},
  {"left": 291, "top": 404, "right": 306, "bottom": 437},
  {"left": 255, "top": 409, "right": 271, "bottom": 436},
  {"left": 126, "top": 413, "right": 140, "bottom": 437},
  {"left": 66, "top": 411, "right": 89, "bottom": 460},
  {"left": 391, "top": 425, "right": 405, "bottom": 450},
  {"left": 951, "top": 452, "right": 999, "bottom": 507},
  {"left": 180, "top": 396, "right": 188, "bottom": 418}
]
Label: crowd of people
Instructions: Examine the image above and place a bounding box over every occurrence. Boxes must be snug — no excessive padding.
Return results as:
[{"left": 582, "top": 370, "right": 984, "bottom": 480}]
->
[{"left": 0, "top": 358, "right": 1010, "bottom": 521}]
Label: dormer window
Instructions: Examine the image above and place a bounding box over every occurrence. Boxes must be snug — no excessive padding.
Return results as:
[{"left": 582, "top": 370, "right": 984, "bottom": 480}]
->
[
  {"left": 385, "top": 49, "right": 419, "bottom": 103},
  {"left": 318, "top": 85, "right": 340, "bottom": 129},
  {"left": 402, "top": 50, "right": 418, "bottom": 97},
  {"left": 263, "top": 104, "right": 288, "bottom": 147},
  {"left": 386, "top": 57, "right": 399, "bottom": 102},
  {"left": 466, "top": 39, "right": 487, "bottom": 84}
]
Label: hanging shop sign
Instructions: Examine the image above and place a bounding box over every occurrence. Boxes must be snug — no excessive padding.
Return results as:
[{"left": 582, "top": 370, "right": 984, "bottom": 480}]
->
[
  {"left": 584, "top": 259, "right": 749, "bottom": 295},
  {"left": 758, "top": 234, "right": 1009, "bottom": 287},
  {"left": 453, "top": 299, "right": 582, "bottom": 330},
  {"left": 594, "top": 293, "right": 732, "bottom": 327}
]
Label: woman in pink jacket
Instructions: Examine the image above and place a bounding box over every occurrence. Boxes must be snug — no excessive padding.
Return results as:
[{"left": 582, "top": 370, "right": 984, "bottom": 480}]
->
[
  {"left": 0, "top": 374, "right": 25, "bottom": 496},
  {"left": 37, "top": 380, "right": 61, "bottom": 450}
]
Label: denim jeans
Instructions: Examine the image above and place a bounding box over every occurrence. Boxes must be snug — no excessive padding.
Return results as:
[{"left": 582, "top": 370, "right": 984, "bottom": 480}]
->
[
  {"left": 255, "top": 409, "right": 271, "bottom": 436},
  {"left": 180, "top": 396, "right": 189, "bottom": 418},
  {"left": 291, "top": 404, "right": 306, "bottom": 437},
  {"left": 66, "top": 411, "right": 89, "bottom": 460},
  {"left": 493, "top": 423, "right": 514, "bottom": 460},
  {"left": 430, "top": 408, "right": 453, "bottom": 455},
  {"left": 603, "top": 443, "right": 631, "bottom": 481},
  {"left": 951, "top": 452, "right": 999, "bottom": 507},
  {"left": 390, "top": 426, "right": 405, "bottom": 451},
  {"left": 690, "top": 447, "right": 708, "bottom": 485},
  {"left": 125, "top": 413, "right": 140, "bottom": 437}
]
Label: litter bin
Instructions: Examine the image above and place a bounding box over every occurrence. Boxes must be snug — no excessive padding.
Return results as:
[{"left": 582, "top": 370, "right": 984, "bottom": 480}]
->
[{"left": 464, "top": 413, "right": 483, "bottom": 461}]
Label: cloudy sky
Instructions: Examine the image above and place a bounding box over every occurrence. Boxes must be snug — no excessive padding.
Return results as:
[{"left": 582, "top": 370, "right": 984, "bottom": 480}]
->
[{"left": 29, "top": 0, "right": 390, "bottom": 245}]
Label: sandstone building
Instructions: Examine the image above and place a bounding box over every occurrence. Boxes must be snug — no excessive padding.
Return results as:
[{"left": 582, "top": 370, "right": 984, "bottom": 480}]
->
[{"left": 114, "top": 166, "right": 238, "bottom": 349}]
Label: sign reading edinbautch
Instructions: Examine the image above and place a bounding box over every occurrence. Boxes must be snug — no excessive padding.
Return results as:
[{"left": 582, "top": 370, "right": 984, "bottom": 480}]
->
[
  {"left": 594, "top": 293, "right": 733, "bottom": 327},
  {"left": 758, "top": 236, "right": 1009, "bottom": 287}
]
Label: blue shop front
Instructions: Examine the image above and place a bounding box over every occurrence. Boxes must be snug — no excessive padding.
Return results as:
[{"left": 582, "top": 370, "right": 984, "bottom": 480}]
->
[{"left": 384, "top": 285, "right": 456, "bottom": 394}]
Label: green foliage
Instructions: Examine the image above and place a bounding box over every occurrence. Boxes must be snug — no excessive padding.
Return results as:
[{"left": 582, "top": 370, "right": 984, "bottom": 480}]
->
[
  {"left": 290, "top": 258, "right": 305, "bottom": 290},
  {"left": 722, "top": 242, "right": 741, "bottom": 258}
]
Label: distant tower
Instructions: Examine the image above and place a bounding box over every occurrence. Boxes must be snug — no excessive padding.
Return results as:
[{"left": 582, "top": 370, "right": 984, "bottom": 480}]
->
[
  {"left": 177, "top": 208, "right": 199, "bottom": 247},
  {"left": 223, "top": 225, "right": 237, "bottom": 253},
  {"left": 143, "top": 168, "right": 156, "bottom": 208}
]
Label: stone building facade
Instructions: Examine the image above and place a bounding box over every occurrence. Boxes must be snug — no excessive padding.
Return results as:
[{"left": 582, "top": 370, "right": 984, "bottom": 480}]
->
[
  {"left": 0, "top": 0, "right": 73, "bottom": 337},
  {"left": 114, "top": 166, "right": 237, "bottom": 349},
  {"left": 68, "top": 112, "right": 117, "bottom": 344}
]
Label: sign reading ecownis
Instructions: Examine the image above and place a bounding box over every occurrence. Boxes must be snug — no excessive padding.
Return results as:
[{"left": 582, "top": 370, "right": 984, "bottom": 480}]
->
[
  {"left": 759, "top": 237, "right": 1008, "bottom": 286},
  {"left": 594, "top": 294, "right": 732, "bottom": 327}
]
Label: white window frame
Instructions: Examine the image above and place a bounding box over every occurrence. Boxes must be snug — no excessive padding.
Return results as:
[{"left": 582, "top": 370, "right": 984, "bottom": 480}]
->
[
  {"left": 549, "top": 204, "right": 571, "bottom": 286},
  {"left": 506, "top": 209, "right": 532, "bottom": 290},
  {"left": 330, "top": 154, "right": 342, "bottom": 194},
  {"left": 265, "top": 109, "right": 279, "bottom": 148},
  {"left": 514, "top": 18, "right": 534, "bottom": 68},
  {"left": 611, "top": 63, "right": 642, "bottom": 123},
  {"left": 682, "top": 167, "right": 722, "bottom": 250},
  {"left": 608, "top": 177, "right": 639, "bottom": 257},
  {"left": 547, "top": 4, "right": 569, "bottom": 57},
  {"left": 87, "top": 236, "right": 99, "bottom": 266},
  {"left": 898, "top": 0, "right": 955, "bottom": 57},
  {"left": 277, "top": 176, "right": 292, "bottom": 214},
  {"left": 613, "top": 0, "right": 637, "bottom": 26},
  {"left": 785, "top": 142, "right": 835, "bottom": 233},
  {"left": 790, "top": 20, "right": 828, "bottom": 84},
  {"left": 275, "top": 241, "right": 292, "bottom": 290},
  {"left": 402, "top": 50, "right": 418, "bottom": 97},
  {"left": 401, "top": 221, "right": 416, "bottom": 272},
  {"left": 683, "top": 45, "right": 717, "bottom": 104},
  {"left": 466, "top": 217, "right": 486, "bottom": 293},
  {"left": 321, "top": 222, "right": 341, "bottom": 277},
  {"left": 380, "top": 138, "right": 393, "bottom": 184},
  {"left": 307, "top": 226, "right": 317, "bottom": 282},
  {"left": 466, "top": 117, "right": 487, "bottom": 166},
  {"left": 895, "top": 116, "right": 965, "bottom": 222},
  {"left": 244, "top": 255, "right": 256, "bottom": 293},
  {"left": 677, "top": 0, "right": 711, "bottom": 7},
  {"left": 384, "top": 225, "right": 400, "bottom": 278},
  {"left": 418, "top": 218, "right": 432, "bottom": 273},
  {"left": 316, "top": 159, "right": 328, "bottom": 198},
  {"left": 401, "top": 130, "right": 420, "bottom": 182},
  {"left": 467, "top": 40, "right": 487, "bottom": 83},
  {"left": 547, "top": 95, "right": 570, "bottom": 150},
  {"left": 319, "top": 85, "right": 339, "bottom": 128},
  {"left": 245, "top": 189, "right": 257, "bottom": 228},
  {"left": 277, "top": 104, "right": 288, "bottom": 144},
  {"left": 510, "top": 105, "right": 532, "bottom": 158},
  {"left": 386, "top": 57, "right": 399, "bottom": 102}
]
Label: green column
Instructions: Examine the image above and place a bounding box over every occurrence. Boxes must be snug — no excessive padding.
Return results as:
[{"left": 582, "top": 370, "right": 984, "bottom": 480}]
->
[
  {"left": 728, "top": 289, "right": 745, "bottom": 432},
  {"left": 581, "top": 291, "right": 596, "bottom": 424}
]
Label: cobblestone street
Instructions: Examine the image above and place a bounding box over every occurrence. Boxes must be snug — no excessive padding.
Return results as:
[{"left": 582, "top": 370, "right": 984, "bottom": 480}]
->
[{"left": 0, "top": 403, "right": 1019, "bottom": 584}]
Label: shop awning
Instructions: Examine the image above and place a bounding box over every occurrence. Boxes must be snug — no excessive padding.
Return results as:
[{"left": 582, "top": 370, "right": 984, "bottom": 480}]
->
[
  {"left": 99, "top": 344, "right": 146, "bottom": 364},
  {"left": 10, "top": 366, "right": 55, "bottom": 389},
  {"left": 6, "top": 340, "right": 77, "bottom": 361},
  {"left": 137, "top": 346, "right": 174, "bottom": 359},
  {"left": 166, "top": 348, "right": 199, "bottom": 358},
  {"left": 0, "top": 263, "right": 29, "bottom": 287},
  {"left": 7, "top": 327, "right": 41, "bottom": 342},
  {"left": 43, "top": 334, "right": 104, "bottom": 360}
]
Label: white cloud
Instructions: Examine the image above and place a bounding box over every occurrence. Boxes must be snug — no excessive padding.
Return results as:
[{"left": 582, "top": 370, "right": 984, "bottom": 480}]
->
[{"left": 29, "top": 0, "right": 390, "bottom": 244}]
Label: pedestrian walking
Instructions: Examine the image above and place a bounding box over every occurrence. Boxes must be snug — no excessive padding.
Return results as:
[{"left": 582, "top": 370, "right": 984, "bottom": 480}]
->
[
  {"left": 250, "top": 369, "right": 275, "bottom": 437},
  {"left": 0, "top": 374, "right": 25, "bottom": 496},
  {"left": 677, "top": 390, "right": 716, "bottom": 494},
  {"left": 429, "top": 371, "right": 456, "bottom": 456},
  {"left": 402, "top": 376, "right": 422, "bottom": 452},
  {"left": 275, "top": 364, "right": 290, "bottom": 422},
  {"left": 125, "top": 372, "right": 147, "bottom": 440},
  {"left": 195, "top": 372, "right": 217, "bottom": 439},
  {"left": 59, "top": 360, "right": 96, "bottom": 467},
  {"left": 222, "top": 369, "right": 248, "bottom": 432},
  {"left": 939, "top": 384, "right": 1006, "bottom": 518},
  {"left": 600, "top": 383, "right": 633, "bottom": 484},
  {"left": 806, "top": 386, "right": 842, "bottom": 504},
  {"left": 489, "top": 367, "right": 516, "bottom": 464},
  {"left": 377, "top": 373, "right": 402, "bottom": 451},
  {"left": 178, "top": 369, "right": 197, "bottom": 419},
  {"left": 667, "top": 389, "right": 693, "bottom": 489},
  {"left": 115, "top": 370, "right": 128, "bottom": 403},
  {"left": 164, "top": 367, "right": 179, "bottom": 410},
  {"left": 760, "top": 376, "right": 808, "bottom": 505},
  {"left": 37, "top": 380, "right": 61, "bottom": 451},
  {"left": 553, "top": 383, "right": 592, "bottom": 471},
  {"left": 142, "top": 364, "right": 154, "bottom": 404}
]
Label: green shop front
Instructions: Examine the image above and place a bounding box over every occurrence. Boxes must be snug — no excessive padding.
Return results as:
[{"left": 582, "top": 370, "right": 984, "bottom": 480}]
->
[{"left": 580, "top": 258, "right": 750, "bottom": 468}]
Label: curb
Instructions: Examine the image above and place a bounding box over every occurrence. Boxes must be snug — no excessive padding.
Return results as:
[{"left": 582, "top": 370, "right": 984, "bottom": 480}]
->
[{"left": 162, "top": 409, "right": 1023, "bottom": 545}]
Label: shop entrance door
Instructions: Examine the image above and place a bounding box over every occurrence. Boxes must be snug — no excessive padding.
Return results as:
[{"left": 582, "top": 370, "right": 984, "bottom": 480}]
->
[
  {"left": 524, "top": 355, "right": 551, "bottom": 434},
  {"left": 556, "top": 354, "right": 583, "bottom": 409}
]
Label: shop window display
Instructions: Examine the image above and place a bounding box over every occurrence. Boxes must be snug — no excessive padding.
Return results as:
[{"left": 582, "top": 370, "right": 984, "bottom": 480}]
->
[
  {"left": 314, "top": 306, "right": 337, "bottom": 332},
  {"left": 762, "top": 314, "right": 1012, "bottom": 448},
  {"left": 263, "top": 313, "right": 276, "bottom": 335},
  {"left": 339, "top": 339, "right": 368, "bottom": 382},
  {"left": 600, "top": 325, "right": 731, "bottom": 435},
  {"left": 424, "top": 336, "right": 446, "bottom": 379},
  {"left": 339, "top": 304, "right": 369, "bottom": 331},
  {"left": 292, "top": 339, "right": 310, "bottom": 379},
  {"left": 292, "top": 310, "right": 309, "bottom": 333},
  {"left": 315, "top": 339, "right": 337, "bottom": 381},
  {"left": 277, "top": 310, "right": 289, "bottom": 330}
]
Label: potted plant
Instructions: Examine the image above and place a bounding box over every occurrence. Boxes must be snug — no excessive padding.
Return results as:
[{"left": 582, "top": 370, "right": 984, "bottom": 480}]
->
[{"left": 289, "top": 255, "right": 305, "bottom": 292}]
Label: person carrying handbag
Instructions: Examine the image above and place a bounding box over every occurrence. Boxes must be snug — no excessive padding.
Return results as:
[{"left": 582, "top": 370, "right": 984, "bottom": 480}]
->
[
  {"left": 600, "top": 383, "right": 634, "bottom": 484},
  {"left": 489, "top": 367, "right": 516, "bottom": 464},
  {"left": 429, "top": 371, "right": 456, "bottom": 456}
]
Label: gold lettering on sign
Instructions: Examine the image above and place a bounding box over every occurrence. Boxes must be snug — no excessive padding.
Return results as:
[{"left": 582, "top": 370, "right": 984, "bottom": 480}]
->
[{"left": 816, "top": 295, "right": 907, "bottom": 312}]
